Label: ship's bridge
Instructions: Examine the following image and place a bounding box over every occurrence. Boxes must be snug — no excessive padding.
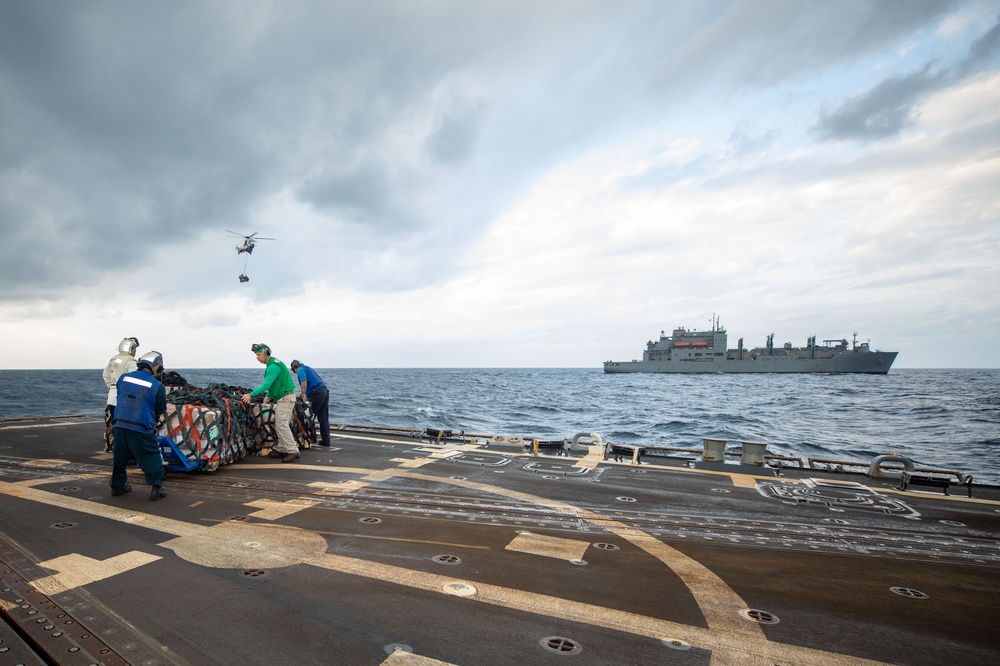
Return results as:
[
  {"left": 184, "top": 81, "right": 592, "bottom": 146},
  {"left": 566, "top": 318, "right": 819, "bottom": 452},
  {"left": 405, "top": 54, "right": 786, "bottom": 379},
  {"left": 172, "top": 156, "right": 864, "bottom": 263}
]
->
[{"left": 644, "top": 326, "right": 728, "bottom": 361}]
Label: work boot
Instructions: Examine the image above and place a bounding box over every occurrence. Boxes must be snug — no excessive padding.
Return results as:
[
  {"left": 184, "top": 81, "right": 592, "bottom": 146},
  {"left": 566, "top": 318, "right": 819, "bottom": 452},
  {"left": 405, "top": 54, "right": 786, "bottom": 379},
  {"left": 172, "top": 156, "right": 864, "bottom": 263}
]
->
[
  {"left": 111, "top": 484, "right": 132, "bottom": 496},
  {"left": 149, "top": 486, "right": 166, "bottom": 501}
]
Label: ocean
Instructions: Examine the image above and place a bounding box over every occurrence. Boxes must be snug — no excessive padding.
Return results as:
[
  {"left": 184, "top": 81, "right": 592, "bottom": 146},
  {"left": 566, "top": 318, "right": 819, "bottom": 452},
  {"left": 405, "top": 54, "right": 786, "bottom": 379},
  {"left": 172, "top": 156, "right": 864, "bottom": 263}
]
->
[{"left": 1, "top": 368, "right": 998, "bottom": 485}]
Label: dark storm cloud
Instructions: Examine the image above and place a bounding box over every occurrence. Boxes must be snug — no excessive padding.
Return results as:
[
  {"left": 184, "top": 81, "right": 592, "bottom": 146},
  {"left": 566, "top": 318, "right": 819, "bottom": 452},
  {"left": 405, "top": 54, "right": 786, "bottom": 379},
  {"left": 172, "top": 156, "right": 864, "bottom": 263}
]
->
[
  {"left": 967, "top": 13, "right": 1000, "bottom": 66},
  {"left": 0, "top": 1, "right": 987, "bottom": 302},
  {"left": 425, "top": 103, "right": 487, "bottom": 165},
  {"left": 815, "top": 14, "right": 1000, "bottom": 141},
  {"left": 0, "top": 2, "right": 282, "bottom": 295},
  {"left": 297, "top": 159, "right": 406, "bottom": 229},
  {"left": 0, "top": 0, "right": 634, "bottom": 299},
  {"left": 815, "top": 66, "right": 945, "bottom": 141}
]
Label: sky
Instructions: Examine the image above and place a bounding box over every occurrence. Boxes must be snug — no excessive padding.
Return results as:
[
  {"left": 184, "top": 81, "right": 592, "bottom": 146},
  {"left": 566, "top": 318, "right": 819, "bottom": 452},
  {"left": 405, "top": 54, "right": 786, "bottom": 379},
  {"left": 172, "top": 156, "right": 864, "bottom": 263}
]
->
[{"left": 1, "top": 0, "right": 998, "bottom": 370}]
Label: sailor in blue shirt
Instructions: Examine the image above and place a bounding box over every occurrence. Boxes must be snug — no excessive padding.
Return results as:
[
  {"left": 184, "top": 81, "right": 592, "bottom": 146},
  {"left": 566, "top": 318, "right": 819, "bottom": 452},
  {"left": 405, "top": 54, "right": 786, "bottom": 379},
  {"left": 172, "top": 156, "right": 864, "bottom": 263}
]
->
[
  {"left": 110, "top": 351, "right": 167, "bottom": 501},
  {"left": 290, "top": 360, "right": 330, "bottom": 447}
]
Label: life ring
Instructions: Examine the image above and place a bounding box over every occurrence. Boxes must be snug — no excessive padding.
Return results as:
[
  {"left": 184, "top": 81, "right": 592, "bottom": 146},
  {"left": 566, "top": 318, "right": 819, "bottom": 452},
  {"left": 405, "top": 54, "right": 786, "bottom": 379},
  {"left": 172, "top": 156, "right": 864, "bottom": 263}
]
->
[{"left": 868, "top": 454, "right": 915, "bottom": 479}]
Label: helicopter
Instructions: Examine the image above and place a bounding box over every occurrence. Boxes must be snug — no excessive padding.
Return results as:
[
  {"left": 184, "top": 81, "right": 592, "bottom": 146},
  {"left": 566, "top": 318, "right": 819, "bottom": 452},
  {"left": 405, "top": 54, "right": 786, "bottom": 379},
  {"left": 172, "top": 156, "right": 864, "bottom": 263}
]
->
[
  {"left": 226, "top": 230, "right": 276, "bottom": 283},
  {"left": 227, "top": 230, "right": 275, "bottom": 255}
]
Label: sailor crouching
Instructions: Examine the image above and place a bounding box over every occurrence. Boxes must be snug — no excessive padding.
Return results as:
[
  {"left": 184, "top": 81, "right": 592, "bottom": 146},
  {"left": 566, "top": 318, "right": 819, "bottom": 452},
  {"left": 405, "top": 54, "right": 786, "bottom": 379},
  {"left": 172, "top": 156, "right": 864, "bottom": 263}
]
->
[{"left": 109, "top": 351, "right": 168, "bottom": 501}]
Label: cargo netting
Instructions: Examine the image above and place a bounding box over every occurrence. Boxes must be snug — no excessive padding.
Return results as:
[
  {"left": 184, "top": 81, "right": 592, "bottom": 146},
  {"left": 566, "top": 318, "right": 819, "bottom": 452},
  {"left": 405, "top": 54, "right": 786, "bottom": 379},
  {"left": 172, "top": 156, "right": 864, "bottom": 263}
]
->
[{"left": 160, "top": 378, "right": 316, "bottom": 472}]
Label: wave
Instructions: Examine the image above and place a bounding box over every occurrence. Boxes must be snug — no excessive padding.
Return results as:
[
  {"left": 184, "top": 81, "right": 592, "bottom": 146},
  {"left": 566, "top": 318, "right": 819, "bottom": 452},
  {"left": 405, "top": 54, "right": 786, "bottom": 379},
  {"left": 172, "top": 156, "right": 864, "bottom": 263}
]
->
[{"left": 2, "top": 367, "right": 998, "bottom": 485}]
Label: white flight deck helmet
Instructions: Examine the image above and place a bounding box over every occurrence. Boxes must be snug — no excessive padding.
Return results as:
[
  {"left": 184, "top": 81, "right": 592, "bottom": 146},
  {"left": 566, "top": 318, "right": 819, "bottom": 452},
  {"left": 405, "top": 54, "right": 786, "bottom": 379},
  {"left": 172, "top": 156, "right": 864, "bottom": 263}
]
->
[
  {"left": 117, "top": 337, "right": 140, "bottom": 356},
  {"left": 137, "top": 351, "right": 163, "bottom": 375}
]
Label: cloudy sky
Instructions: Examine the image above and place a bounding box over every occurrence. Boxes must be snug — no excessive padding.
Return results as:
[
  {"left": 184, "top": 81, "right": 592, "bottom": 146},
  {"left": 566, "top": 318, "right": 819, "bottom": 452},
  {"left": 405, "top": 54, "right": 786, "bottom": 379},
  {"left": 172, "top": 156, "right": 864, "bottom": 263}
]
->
[{"left": 1, "top": 0, "right": 998, "bottom": 370}]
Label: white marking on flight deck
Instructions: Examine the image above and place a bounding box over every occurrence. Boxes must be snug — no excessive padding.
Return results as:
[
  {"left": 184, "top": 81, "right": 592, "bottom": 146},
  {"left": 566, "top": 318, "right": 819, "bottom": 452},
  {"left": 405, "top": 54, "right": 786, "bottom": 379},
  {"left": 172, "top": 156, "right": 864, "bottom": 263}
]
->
[
  {"left": 505, "top": 531, "right": 590, "bottom": 562},
  {"left": 244, "top": 497, "right": 321, "bottom": 519},
  {"left": 30, "top": 551, "right": 162, "bottom": 595}
]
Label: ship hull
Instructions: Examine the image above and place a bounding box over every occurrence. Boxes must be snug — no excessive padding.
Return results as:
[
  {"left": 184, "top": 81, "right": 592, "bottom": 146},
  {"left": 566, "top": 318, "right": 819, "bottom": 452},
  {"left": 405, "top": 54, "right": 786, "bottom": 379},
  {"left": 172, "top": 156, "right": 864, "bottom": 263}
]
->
[{"left": 604, "top": 350, "right": 898, "bottom": 374}]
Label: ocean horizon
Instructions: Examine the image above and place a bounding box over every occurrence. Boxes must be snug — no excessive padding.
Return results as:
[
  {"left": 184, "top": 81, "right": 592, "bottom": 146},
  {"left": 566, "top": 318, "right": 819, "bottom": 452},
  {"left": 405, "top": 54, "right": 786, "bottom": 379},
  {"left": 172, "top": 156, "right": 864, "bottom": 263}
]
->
[{"left": 2, "top": 367, "right": 997, "bottom": 485}]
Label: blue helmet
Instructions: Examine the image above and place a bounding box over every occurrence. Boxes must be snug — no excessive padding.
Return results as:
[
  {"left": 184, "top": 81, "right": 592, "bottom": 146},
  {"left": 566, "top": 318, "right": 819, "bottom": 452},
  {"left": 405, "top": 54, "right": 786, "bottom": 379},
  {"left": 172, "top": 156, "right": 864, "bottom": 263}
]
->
[{"left": 137, "top": 351, "right": 163, "bottom": 373}]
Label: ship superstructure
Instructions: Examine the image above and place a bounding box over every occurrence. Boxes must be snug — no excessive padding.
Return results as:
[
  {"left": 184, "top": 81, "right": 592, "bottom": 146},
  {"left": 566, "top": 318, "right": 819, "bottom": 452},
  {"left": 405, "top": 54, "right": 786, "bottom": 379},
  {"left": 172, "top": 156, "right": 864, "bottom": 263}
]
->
[{"left": 605, "top": 317, "right": 897, "bottom": 374}]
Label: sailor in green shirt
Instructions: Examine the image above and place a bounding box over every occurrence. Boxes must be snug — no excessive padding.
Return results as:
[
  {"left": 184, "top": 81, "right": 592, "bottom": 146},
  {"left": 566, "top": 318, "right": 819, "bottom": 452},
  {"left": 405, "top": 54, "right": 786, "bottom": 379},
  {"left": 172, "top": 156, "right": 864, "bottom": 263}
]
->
[{"left": 241, "top": 343, "right": 300, "bottom": 462}]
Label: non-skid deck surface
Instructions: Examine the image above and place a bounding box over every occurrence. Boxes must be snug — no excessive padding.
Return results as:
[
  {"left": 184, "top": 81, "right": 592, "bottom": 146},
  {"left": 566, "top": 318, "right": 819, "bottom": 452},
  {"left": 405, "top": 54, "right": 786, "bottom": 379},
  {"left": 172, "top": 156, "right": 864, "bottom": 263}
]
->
[{"left": 1, "top": 418, "right": 998, "bottom": 665}]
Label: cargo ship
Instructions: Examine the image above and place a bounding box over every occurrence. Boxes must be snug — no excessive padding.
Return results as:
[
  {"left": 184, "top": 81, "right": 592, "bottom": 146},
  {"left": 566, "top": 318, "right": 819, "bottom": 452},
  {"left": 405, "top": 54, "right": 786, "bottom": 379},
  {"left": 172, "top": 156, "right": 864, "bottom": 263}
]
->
[{"left": 605, "top": 317, "right": 898, "bottom": 374}]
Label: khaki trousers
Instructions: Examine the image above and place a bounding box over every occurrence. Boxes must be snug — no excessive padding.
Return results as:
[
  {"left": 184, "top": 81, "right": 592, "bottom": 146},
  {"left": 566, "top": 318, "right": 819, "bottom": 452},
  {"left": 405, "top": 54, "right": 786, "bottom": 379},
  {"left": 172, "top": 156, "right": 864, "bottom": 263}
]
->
[{"left": 272, "top": 393, "right": 298, "bottom": 454}]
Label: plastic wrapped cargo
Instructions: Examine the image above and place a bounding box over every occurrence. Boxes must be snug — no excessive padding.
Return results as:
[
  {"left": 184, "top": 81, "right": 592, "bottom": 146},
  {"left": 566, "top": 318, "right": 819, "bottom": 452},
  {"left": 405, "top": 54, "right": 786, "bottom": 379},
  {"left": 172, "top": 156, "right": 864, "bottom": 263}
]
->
[
  {"left": 159, "top": 383, "right": 262, "bottom": 471},
  {"left": 157, "top": 380, "right": 316, "bottom": 471},
  {"left": 160, "top": 403, "right": 239, "bottom": 471}
]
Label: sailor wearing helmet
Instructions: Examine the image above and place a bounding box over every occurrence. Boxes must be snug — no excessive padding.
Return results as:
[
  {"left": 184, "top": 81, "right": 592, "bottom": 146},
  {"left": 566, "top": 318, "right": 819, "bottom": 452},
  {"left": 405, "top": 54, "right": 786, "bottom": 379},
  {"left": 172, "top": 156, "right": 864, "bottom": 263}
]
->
[
  {"left": 102, "top": 337, "right": 139, "bottom": 452},
  {"left": 242, "top": 343, "right": 300, "bottom": 462},
  {"left": 109, "top": 351, "right": 168, "bottom": 501}
]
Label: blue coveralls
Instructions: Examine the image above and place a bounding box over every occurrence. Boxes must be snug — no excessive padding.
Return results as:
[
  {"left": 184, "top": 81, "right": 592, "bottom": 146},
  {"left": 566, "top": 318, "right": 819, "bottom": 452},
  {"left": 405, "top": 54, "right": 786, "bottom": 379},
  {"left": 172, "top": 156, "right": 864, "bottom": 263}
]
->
[
  {"left": 296, "top": 364, "right": 330, "bottom": 446},
  {"left": 110, "top": 368, "right": 167, "bottom": 490}
]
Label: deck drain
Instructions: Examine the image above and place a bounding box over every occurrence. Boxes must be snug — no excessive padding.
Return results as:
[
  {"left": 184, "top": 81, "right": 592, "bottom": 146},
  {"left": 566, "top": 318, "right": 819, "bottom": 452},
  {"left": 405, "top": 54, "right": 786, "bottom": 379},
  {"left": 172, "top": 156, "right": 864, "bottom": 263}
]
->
[
  {"left": 569, "top": 559, "right": 587, "bottom": 566},
  {"left": 712, "top": 488, "right": 732, "bottom": 493},
  {"left": 359, "top": 517, "right": 382, "bottom": 524},
  {"left": 742, "top": 609, "right": 779, "bottom": 624},
  {"left": 432, "top": 555, "right": 461, "bottom": 565},
  {"left": 661, "top": 638, "right": 691, "bottom": 650},
  {"left": 940, "top": 520, "right": 965, "bottom": 527},
  {"left": 449, "top": 476, "right": 466, "bottom": 480},
  {"left": 540, "top": 636, "right": 582, "bottom": 655},
  {"left": 59, "top": 486, "right": 80, "bottom": 492},
  {"left": 616, "top": 496, "right": 636, "bottom": 503},
  {"left": 592, "top": 543, "right": 619, "bottom": 551},
  {"left": 242, "top": 569, "right": 268, "bottom": 578},
  {"left": 229, "top": 515, "right": 248, "bottom": 521},
  {"left": 890, "top": 586, "right": 929, "bottom": 599},
  {"left": 51, "top": 522, "right": 76, "bottom": 529}
]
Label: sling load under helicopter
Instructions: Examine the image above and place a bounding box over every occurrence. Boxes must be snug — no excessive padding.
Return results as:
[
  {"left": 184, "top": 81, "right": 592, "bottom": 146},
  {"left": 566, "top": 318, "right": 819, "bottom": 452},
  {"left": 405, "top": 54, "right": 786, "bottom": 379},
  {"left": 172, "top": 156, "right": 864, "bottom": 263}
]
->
[{"left": 226, "top": 230, "right": 275, "bottom": 282}]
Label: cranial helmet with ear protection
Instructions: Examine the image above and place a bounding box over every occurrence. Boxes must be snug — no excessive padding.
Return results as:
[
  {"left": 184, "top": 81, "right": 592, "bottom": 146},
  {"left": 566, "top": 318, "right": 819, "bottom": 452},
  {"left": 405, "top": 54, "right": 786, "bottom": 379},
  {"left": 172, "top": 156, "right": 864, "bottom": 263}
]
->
[
  {"left": 137, "top": 351, "right": 163, "bottom": 374},
  {"left": 117, "top": 337, "right": 139, "bottom": 355}
]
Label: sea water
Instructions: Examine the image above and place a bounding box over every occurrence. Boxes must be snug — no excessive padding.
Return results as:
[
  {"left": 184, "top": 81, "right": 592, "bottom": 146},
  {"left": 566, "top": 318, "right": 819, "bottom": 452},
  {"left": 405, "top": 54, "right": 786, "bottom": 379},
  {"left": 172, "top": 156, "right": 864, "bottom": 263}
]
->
[{"left": 1, "top": 368, "right": 997, "bottom": 485}]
